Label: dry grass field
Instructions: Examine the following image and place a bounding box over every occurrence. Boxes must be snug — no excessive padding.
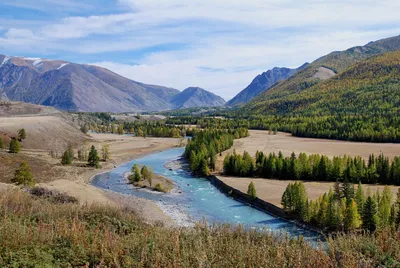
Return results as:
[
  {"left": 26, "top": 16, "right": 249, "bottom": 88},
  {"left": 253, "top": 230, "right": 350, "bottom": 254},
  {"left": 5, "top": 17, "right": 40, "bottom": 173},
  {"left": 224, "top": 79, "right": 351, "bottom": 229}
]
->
[
  {"left": 0, "top": 104, "right": 183, "bottom": 226},
  {"left": 216, "top": 130, "right": 400, "bottom": 171},
  {"left": 215, "top": 130, "right": 400, "bottom": 207},
  {"left": 216, "top": 176, "right": 400, "bottom": 208}
]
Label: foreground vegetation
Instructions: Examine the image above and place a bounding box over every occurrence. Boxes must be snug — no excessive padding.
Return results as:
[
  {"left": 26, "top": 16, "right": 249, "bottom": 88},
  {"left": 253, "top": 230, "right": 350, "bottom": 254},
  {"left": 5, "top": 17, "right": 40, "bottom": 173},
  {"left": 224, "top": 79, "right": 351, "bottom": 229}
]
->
[{"left": 1, "top": 190, "right": 400, "bottom": 267}]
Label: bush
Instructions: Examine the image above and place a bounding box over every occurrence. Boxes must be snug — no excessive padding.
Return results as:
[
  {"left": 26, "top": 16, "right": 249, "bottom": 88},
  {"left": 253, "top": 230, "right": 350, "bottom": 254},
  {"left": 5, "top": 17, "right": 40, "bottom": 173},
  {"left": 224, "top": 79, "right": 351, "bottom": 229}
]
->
[
  {"left": 29, "top": 187, "right": 78, "bottom": 204},
  {"left": 154, "top": 183, "right": 165, "bottom": 192}
]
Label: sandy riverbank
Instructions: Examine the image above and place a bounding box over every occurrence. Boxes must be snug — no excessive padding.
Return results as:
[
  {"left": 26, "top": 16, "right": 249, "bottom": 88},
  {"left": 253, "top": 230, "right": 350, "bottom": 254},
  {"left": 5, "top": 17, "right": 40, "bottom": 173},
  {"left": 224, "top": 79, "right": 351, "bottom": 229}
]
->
[{"left": 38, "top": 134, "right": 184, "bottom": 227}]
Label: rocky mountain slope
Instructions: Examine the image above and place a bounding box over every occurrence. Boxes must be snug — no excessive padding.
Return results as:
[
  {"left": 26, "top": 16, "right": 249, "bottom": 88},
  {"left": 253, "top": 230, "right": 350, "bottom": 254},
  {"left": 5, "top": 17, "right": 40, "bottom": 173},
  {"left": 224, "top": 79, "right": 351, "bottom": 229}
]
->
[
  {"left": 227, "top": 63, "right": 309, "bottom": 106},
  {"left": 0, "top": 56, "right": 225, "bottom": 112}
]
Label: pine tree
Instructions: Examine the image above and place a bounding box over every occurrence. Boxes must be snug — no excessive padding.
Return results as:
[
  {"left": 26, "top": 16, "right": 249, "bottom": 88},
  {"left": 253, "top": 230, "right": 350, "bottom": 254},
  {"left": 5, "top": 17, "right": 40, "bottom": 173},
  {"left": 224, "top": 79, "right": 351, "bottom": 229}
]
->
[
  {"left": 141, "top": 166, "right": 153, "bottom": 185},
  {"left": 362, "top": 196, "right": 378, "bottom": 232},
  {"left": 341, "top": 180, "right": 355, "bottom": 203},
  {"left": 396, "top": 189, "right": 400, "bottom": 227},
  {"left": 9, "top": 138, "right": 21, "bottom": 153},
  {"left": 61, "top": 150, "right": 72, "bottom": 165},
  {"left": 61, "top": 144, "right": 74, "bottom": 165},
  {"left": 247, "top": 182, "right": 257, "bottom": 200},
  {"left": 130, "top": 164, "right": 141, "bottom": 183},
  {"left": 88, "top": 145, "right": 100, "bottom": 168},
  {"left": 344, "top": 199, "right": 361, "bottom": 231},
  {"left": 355, "top": 182, "right": 365, "bottom": 208},
  {"left": 378, "top": 186, "right": 393, "bottom": 227},
  {"left": 18, "top": 128, "right": 27, "bottom": 141},
  {"left": 12, "top": 161, "right": 35, "bottom": 187},
  {"left": 334, "top": 179, "right": 341, "bottom": 200}
]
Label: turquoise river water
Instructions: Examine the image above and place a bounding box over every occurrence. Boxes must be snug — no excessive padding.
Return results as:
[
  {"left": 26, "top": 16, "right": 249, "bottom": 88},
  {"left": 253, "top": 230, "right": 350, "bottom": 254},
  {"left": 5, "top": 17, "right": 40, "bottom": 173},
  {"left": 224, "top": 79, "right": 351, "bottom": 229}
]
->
[{"left": 91, "top": 147, "right": 321, "bottom": 242}]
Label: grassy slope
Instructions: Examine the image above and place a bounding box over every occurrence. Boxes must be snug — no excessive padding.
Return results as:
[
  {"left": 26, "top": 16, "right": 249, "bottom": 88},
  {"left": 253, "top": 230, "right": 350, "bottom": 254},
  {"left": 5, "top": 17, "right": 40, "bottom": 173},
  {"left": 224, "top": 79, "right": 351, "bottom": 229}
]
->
[
  {"left": 0, "top": 190, "right": 399, "bottom": 267},
  {"left": 245, "top": 51, "right": 400, "bottom": 116},
  {"left": 246, "top": 35, "right": 400, "bottom": 111}
]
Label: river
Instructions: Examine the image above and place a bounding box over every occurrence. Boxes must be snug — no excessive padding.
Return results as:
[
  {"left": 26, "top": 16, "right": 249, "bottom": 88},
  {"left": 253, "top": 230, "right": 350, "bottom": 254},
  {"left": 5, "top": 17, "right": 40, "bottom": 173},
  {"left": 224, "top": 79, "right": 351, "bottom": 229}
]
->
[{"left": 91, "top": 147, "right": 320, "bottom": 242}]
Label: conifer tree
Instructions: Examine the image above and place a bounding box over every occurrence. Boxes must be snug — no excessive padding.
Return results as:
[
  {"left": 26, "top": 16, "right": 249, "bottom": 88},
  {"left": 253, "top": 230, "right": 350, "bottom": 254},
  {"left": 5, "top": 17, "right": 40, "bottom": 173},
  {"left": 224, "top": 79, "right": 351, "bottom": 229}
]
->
[
  {"left": 18, "top": 128, "right": 27, "bottom": 141},
  {"left": 362, "top": 196, "right": 378, "bottom": 232},
  {"left": 9, "top": 138, "right": 21, "bottom": 153},
  {"left": 355, "top": 182, "right": 365, "bottom": 208},
  {"left": 12, "top": 161, "right": 35, "bottom": 187},
  {"left": 61, "top": 150, "right": 73, "bottom": 165},
  {"left": 396, "top": 189, "right": 400, "bottom": 227},
  {"left": 378, "top": 186, "right": 393, "bottom": 227},
  {"left": 130, "top": 164, "right": 141, "bottom": 183},
  {"left": 88, "top": 145, "right": 100, "bottom": 168},
  {"left": 344, "top": 199, "right": 361, "bottom": 231},
  {"left": 247, "top": 182, "right": 257, "bottom": 200}
]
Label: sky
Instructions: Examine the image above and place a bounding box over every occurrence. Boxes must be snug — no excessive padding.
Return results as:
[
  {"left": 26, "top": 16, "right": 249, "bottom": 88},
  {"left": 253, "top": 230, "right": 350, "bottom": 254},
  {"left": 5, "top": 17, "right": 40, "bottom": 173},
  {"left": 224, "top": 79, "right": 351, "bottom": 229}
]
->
[{"left": 0, "top": 1, "right": 399, "bottom": 100}]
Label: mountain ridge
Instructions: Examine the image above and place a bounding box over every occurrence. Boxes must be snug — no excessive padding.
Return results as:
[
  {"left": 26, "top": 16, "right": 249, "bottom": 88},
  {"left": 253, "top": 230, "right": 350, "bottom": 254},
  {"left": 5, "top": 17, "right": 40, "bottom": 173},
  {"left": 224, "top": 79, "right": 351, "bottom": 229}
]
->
[
  {"left": 0, "top": 55, "right": 225, "bottom": 112},
  {"left": 171, "top": 87, "right": 226, "bottom": 109},
  {"left": 227, "top": 62, "right": 309, "bottom": 106},
  {"left": 247, "top": 34, "right": 400, "bottom": 105}
]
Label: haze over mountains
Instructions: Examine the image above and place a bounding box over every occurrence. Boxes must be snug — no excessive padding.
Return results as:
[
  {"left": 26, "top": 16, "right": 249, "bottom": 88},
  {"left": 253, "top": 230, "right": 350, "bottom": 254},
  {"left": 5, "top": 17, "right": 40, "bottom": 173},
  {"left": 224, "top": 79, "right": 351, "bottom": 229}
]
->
[{"left": 0, "top": 55, "right": 225, "bottom": 112}]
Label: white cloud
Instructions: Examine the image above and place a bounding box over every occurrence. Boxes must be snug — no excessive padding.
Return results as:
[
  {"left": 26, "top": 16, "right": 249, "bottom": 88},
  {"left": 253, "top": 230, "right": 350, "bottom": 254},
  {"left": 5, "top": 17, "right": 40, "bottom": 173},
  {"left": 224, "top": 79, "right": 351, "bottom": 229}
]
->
[{"left": 1, "top": 0, "right": 400, "bottom": 99}]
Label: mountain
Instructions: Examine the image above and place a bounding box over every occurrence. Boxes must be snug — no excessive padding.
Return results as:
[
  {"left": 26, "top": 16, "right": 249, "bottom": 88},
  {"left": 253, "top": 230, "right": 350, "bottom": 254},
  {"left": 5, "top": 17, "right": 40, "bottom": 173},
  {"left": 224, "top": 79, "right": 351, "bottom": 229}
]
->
[
  {"left": 170, "top": 87, "right": 226, "bottom": 109},
  {"left": 0, "top": 55, "right": 225, "bottom": 112},
  {"left": 227, "top": 63, "right": 309, "bottom": 106},
  {"left": 245, "top": 34, "right": 400, "bottom": 109},
  {"left": 244, "top": 50, "right": 400, "bottom": 116}
]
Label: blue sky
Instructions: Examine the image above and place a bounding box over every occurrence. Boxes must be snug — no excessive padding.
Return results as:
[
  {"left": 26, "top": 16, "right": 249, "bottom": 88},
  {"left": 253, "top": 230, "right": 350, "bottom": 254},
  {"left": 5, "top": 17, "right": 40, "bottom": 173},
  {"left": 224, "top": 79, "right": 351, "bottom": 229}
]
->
[{"left": 1, "top": 0, "right": 400, "bottom": 100}]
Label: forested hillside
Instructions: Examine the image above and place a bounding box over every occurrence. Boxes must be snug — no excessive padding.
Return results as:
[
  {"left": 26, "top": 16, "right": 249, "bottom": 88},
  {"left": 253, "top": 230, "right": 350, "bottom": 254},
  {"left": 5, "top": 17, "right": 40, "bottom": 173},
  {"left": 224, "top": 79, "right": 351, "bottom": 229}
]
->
[
  {"left": 247, "top": 34, "right": 400, "bottom": 103},
  {"left": 234, "top": 51, "right": 400, "bottom": 142},
  {"left": 246, "top": 51, "right": 400, "bottom": 115}
]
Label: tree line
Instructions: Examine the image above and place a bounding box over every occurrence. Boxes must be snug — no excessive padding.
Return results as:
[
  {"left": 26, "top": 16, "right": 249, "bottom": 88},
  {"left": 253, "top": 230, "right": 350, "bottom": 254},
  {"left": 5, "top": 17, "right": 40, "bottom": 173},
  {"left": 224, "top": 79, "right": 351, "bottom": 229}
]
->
[
  {"left": 281, "top": 181, "right": 400, "bottom": 232},
  {"left": 223, "top": 151, "right": 400, "bottom": 185},
  {"left": 85, "top": 121, "right": 187, "bottom": 138},
  {"left": 166, "top": 115, "right": 400, "bottom": 143},
  {"left": 185, "top": 128, "right": 249, "bottom": 176}
]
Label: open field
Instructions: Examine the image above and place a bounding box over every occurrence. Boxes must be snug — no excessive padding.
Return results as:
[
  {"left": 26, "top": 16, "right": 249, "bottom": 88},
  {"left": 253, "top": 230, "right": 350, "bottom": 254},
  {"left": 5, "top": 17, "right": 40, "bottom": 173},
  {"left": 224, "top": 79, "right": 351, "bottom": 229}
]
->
[
  {"left": 0, "top": 123, "right": 182, "bottom": 226},
  {"left": 216, "top": 130, "right": 400, "bottom": 171},
  {"left": 214, "top": 130, "right": 400, "bottom": 208},
  {"left": 216, "top": 176, "right": 400, "bottom": 208}
]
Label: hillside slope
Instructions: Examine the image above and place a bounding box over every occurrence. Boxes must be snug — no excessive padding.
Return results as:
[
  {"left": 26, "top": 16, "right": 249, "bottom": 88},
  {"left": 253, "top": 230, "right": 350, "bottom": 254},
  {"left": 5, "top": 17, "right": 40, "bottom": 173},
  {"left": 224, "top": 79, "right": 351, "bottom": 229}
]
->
[
  {"left": 245, "top": 51, "right": 400, "bottom": 116},
  {"left": 227, "top": 63, "right": 309, "bottom": 106},
  {"left": 0, "top": 102, "right": 87, "bottom": 150},
  {"left": 247, "top": 34, "right": 400, "bottom": 105}
]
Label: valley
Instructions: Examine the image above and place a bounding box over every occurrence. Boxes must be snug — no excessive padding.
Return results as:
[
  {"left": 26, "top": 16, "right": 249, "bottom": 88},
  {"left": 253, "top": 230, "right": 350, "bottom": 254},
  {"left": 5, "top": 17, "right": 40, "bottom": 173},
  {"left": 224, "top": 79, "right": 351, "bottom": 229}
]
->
[{"left": 0, "top": 19, "right": 400, "bottom": 265}]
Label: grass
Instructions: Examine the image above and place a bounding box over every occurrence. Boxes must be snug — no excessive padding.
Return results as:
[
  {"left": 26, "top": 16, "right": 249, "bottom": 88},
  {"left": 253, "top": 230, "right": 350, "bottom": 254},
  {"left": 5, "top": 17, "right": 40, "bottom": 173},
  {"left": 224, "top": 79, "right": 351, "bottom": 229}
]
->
[{"left": 0, "top": 190, "right": 399, "bottom": 267}]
